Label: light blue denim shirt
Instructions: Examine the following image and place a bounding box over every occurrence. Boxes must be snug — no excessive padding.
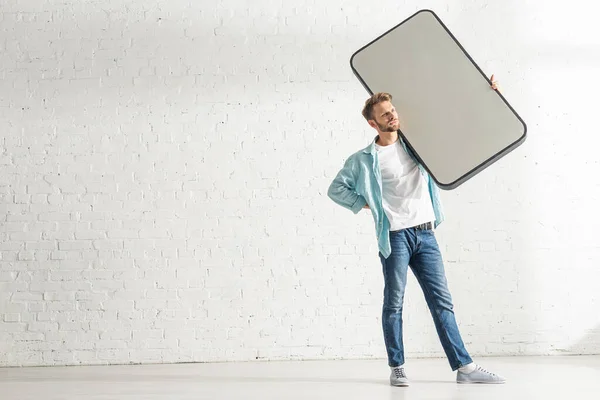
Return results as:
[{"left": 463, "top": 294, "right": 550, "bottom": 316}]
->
[{"left": 327, "top": 135, "right": 444, "bottom": 259}]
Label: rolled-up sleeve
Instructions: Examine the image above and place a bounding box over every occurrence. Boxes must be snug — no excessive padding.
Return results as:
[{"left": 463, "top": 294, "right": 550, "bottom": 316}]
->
[{"left": 327, "top": 158, "right": 367, "bottom": 214}]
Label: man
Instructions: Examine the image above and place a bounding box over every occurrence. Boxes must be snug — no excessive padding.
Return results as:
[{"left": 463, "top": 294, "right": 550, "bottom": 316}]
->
[{"left": 327, "top": 77, "right": 505, "bottom": 386}]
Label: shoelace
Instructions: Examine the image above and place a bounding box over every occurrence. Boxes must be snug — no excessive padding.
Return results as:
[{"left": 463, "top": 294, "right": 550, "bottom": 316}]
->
[
  {"left": 392, "top": 367, "right": 406, "bottom": 379},
  {"left": 476, "top": 366, "right": 497, "bottom": 377}
]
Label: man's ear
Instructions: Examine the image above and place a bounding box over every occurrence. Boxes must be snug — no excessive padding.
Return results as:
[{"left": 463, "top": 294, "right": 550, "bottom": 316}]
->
[{"left": 367, "top": 120, "right": 377, "bottom": 130}]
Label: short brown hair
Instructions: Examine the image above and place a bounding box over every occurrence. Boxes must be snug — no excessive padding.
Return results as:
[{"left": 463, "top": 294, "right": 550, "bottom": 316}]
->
[{"left": 362, "top": 92, "right": 393, "bottom": 121}]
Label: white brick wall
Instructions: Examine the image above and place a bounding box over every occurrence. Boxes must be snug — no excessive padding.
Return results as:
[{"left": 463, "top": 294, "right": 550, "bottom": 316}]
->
[{"left": 1, "top": 0, "right": 600, "bottom": 367}]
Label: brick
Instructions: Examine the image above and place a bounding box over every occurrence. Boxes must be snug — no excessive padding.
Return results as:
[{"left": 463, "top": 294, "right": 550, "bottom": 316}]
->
[{"left": 3, "top": 314, "right": 21, "bottom": 322}]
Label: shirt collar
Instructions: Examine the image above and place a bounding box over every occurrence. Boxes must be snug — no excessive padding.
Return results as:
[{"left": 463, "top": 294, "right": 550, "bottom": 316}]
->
[
  {"left": 362, "top": 135, "right": 379, "bottom": 155},
  {"left": 363, "top": 134, "right": 407, "bottom": 155}
]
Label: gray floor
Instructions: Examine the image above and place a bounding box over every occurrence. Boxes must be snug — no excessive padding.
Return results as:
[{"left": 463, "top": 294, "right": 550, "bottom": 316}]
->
[{"left": 1, "top": 355, "right": 599, "bottom": 399}]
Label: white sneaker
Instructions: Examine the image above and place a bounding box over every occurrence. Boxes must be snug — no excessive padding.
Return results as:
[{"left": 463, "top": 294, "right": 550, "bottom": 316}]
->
[
  {"left": 457, "top": 365, "right": 506, "bottom": 384},
  {"left": 390, "top": 366, "right": 409, "bottom": 386}
]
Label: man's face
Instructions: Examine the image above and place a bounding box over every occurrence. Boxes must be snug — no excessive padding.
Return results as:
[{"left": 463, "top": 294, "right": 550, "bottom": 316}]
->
[{"left": 370, "top": 101, "right": 400, "bottom": 133}]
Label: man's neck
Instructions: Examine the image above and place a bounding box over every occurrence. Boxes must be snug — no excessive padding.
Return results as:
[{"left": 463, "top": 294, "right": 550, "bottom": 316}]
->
[{"left": 376, "top": 131, "right": 399, "bottom": 146}]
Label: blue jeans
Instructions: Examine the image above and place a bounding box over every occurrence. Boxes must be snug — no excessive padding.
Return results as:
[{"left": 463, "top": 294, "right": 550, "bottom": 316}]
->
[{"left": 379, "top": 227, "right": 473, "bottom": 370}]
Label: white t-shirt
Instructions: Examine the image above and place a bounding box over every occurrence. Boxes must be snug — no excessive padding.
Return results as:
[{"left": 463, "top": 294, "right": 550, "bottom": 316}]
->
[{"left": 375, "top": 139, "right": 436, "bottom": 231}]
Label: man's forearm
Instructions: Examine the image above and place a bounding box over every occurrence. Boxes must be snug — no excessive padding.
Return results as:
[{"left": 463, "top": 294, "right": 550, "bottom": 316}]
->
[{"left": 327, "top": 181, "right": 367, "bottom": 214}]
